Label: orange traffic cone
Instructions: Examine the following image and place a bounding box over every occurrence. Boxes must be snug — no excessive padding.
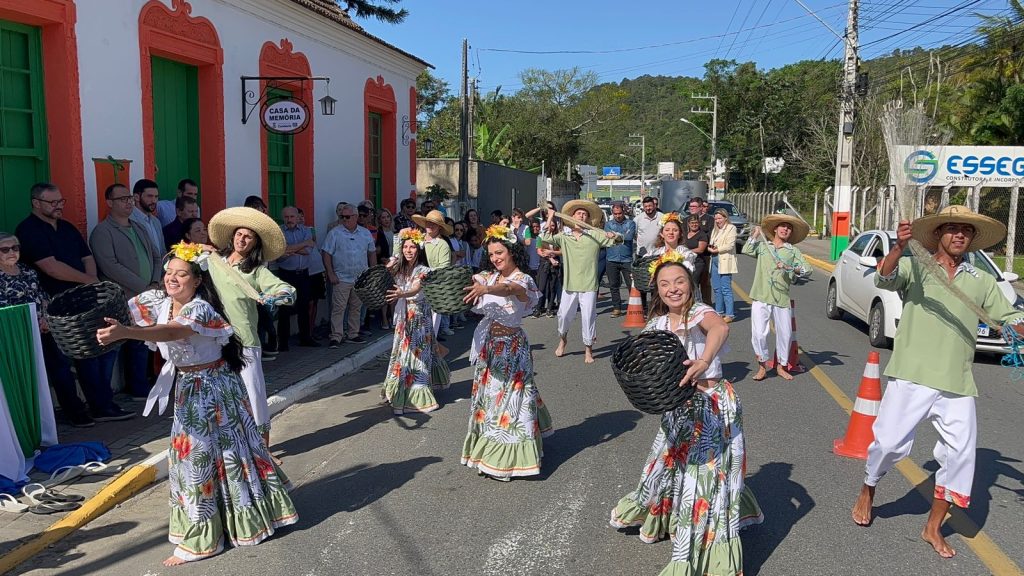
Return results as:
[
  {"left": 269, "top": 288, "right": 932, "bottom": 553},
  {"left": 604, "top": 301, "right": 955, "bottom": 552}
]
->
[
  {"left": 833, "top": 351, "right": 883, "bottom": 460},
  {"left": 622, "top": 285, "right": 646, "bottom": 329},
  {"left": 781, "top": 298, "right": 806, "bottom": 373}
]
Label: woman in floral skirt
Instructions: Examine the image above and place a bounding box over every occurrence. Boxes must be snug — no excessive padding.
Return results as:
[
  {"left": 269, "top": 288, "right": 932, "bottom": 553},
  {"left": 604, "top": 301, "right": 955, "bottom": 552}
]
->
[
  {"left": 381, "top": 229, "right": 450, "bottom": 415},
  {"left": 97, "top": 243, "right": 297, "bottom": 566},
  {"left": 609, "top": 250, "right": 762, "bottom": 576},
  {"left": 460, "top": 225, "right": 552, "bottom": 481}
]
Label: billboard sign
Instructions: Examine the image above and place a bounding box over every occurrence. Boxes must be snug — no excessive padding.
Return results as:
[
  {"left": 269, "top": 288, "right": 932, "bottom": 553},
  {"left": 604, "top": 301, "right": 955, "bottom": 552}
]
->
[
  {"left": 895, "top": 146, "right": 1024, "bottom": 187},
  {"left": 601, "top": 166, "right": 622, "bottom": 179}
]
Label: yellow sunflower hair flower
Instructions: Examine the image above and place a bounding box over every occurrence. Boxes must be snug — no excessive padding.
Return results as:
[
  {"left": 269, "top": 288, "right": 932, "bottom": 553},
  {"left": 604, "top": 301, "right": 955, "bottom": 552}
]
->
[
  {"left": 484, "top": 224, "right": 517, "bottom": 244},
  {"left": 660, "top": 212, "right": 681, "bottom": 227},
  {"left": 399, "top": 228, "right": 426, "bottom": 246},
  {"left": 171, "top": 242, "right": 203, "bottom": 264},
  {"left": 648, "top": 249, "right": 686, "bottom": 277}
]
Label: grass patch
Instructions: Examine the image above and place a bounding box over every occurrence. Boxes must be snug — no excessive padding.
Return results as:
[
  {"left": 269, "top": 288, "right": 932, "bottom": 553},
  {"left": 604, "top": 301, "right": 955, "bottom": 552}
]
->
[{"left": 989, "top": 256, "right": 1024, "bottom": 278}]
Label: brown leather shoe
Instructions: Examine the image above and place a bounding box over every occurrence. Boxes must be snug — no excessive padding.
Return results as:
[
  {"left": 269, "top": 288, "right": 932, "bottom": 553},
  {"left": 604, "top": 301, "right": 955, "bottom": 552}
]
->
[{"left": 610, "top": 309, "right": 622, "bottom": 318}]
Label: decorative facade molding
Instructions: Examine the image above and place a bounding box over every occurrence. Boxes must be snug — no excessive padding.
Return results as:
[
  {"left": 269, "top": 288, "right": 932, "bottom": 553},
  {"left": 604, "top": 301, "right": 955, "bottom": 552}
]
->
[{"left": 364, "top": 75, "right": 397, "bottom": 212}]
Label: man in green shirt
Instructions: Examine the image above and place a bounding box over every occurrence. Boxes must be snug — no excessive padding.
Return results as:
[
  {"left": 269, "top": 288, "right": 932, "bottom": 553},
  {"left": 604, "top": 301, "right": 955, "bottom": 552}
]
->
[
  {"left": 852, "top": 206, "right": 1024, "bottom": 558},
  {"left": 541, "top": 200, "right": 620, "bottom": 364},
  {"left": 742, "top": 212, "right": 811, "bottom": 381}
]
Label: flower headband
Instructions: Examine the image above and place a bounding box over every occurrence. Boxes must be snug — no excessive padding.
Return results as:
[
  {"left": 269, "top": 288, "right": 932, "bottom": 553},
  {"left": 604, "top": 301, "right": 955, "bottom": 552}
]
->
[
  {"left": 660, "top": 212, "right": 682, "bottom": 227},
  {"left": 648, "top": 249, "right": 686, "bottom": 277},
  {"left": 168, "top": 242, "right": 210, "bottom": 271},
  {"left": 484, "top": 224, "right": 517, "bottom": 245},
  {"left": 399, "top": 228, "right": 426, "bottom": 247}
]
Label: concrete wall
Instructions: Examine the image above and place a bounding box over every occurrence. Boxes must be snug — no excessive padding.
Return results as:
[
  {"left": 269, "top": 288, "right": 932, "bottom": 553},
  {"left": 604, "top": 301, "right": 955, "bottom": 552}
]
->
[
  {"left": 416, "top": 159, "right": 544, "bottom": 220},
  {"left": 74, "top": 0, "right": 423, "bottom": 239}
]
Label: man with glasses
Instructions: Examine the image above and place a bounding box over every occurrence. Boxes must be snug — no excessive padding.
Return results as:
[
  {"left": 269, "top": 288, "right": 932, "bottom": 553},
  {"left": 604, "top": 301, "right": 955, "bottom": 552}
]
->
[
  {"left": 395, "top": 198, "right": 416, "bottom": 232},
  {"left": 688, "top": 197, "right": 714, "bottom": 302},
  {"left": 277, "top": 206, "right": 319, "bottom": 350},
  {"left": 130, "top": 179, "right": 165, "bottom": 255},
  {"left": 604, "top": 202, "right": 636, "bottom": 317},
  {"left": 90, "top": 183, "right": 162, "bottom": 398},
  {"left": 16, "top": 182, "right": 134, "bottom": 423},
  {"left": 322, "top": 204, "right": 376, "bottom": 348}
]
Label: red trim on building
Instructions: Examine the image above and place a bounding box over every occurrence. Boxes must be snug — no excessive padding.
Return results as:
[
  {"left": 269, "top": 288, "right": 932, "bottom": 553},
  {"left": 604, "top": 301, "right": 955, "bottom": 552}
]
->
[
  {"left": 0, "top": 0, "right": 86, "bottom": 233},
  {"left": 408, "top": 85, "right": 417, "bottom": 185},
  {"left": 364, "top": 75, "right": 397, "bottom": 212},
  {"left": 259, "top": 39, "right": 315, "bottom": 224},
  {"left": 138, "top": 0, "right": 225, "bottom": 216}
]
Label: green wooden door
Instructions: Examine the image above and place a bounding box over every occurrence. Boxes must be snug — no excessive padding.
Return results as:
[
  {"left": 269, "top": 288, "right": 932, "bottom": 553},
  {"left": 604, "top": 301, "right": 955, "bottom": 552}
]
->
[
  {"left": 0, "top": 20, "right": 48, "bottom": 233},
  {"left": 151, "top": 57, "right": 200, "bottom": 200},
  {"left": 266, "top": 90, "right": 294, "bottom": 221},
  {"left": 368, "top": 112, "right": 382, "bottom": 209}
]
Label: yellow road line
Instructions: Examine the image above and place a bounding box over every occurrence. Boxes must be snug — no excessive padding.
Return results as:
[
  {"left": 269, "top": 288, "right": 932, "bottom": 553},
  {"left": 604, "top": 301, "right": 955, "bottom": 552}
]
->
[
  {"left": 0, "top": 464, "right": 158, "bottom": 575},
  {"left": 731, "top": 279, "right": 1022, "bottom": 575},
  {"left": 804, "top": 254, "right": 836, "bottom": 273}
]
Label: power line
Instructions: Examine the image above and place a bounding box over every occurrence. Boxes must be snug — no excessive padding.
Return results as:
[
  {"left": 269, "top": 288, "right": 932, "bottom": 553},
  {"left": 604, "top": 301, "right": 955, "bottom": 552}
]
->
[{"left": 860, "top": 0, "right": 985, "bottom": 48}]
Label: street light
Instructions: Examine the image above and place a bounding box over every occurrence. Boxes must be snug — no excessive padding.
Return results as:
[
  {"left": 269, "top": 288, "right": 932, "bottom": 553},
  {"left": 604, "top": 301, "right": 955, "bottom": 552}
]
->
[
  {"left": 423, "top": 137, "right": 433, "bottom": 156},
  {"left": 681, "top": 117, "right": 717, "bottom": 196}
]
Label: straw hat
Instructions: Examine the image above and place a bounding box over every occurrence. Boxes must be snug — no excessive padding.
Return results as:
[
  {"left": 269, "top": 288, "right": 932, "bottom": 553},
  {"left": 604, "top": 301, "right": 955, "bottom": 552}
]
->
[
  {"left": 561, "top": 199, "right": 602, "bottom": 227},
  {"left": 411, "top": 209, "right": 453, "bottom": 236},
  {"left": 911, "top": 205, "right": 1006, "bottom": 252},
  {"left": 208, "top": 207, "right": 287, "bottom": 261},
  {"left": 760, "top": 213, "right": 810, "bottom": 245}
]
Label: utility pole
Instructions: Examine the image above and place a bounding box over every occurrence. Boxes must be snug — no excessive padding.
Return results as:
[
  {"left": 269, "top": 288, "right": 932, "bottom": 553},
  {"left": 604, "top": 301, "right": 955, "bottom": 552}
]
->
[
  {"left": 691, "top": 94, "right": 718, "bottom": 200},
  {"left": 458, "top": 38, "right": 469, "bottom": 210},
  {"left": 830, "top": 0, "right": 858, "bottom": 260},
  {"left": 629, "top": 133, "right": 645, "bottom": 195},
  {"left": 467, "top": 78, "right": 477, "bottom": 160}
]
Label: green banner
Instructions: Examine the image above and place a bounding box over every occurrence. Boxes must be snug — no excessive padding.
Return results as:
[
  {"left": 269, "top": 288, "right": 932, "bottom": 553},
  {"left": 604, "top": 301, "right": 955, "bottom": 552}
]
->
[{"left": 0, "top": 304, "right": 41, "bottom": 457}]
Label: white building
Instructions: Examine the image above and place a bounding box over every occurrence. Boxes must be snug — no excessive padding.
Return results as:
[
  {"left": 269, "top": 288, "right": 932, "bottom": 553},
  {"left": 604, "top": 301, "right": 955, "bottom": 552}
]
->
[{"left": 0, "top": 0, "right": 428, "bottom": 237}]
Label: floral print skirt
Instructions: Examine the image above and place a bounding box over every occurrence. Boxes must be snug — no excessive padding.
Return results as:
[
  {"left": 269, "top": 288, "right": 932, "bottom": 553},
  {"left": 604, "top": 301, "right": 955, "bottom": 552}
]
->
[
  {"left": 381, "top": 300, "right": 449, "bottom": 415},
  {"left": 610, "top": 380, "right": 762, "bottom": 575},
  {"left": 167, "top": 363, "right": 298, "bottom": 562},
  {"left": 461, "top": 329, "right": 553, "bottom": 478}
]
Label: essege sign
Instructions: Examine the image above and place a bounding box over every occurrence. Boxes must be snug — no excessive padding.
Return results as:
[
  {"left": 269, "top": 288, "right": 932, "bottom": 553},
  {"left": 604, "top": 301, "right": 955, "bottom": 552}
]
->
[
  {"left": 895, "top": 145, "right": 1024, "bottom": 188},
  {"left": 262, "top": 99, "right": 309, "bottom": 134}
]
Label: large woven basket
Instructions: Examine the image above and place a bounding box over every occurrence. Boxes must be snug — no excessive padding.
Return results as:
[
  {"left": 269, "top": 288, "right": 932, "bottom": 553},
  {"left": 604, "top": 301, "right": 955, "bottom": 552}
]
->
[
  {"left": 612, "top": 330, "right": 694, "bottom": 414},
  {"left": 422, "top": 265, "right": 474, "bottom": 314},
  {"left": 353, "top": 265, "right": 395, "bottom": 310},
  {"left": 631, "top": 255, "right": 660, "bottom": 293},
  {"left": 46, "top": 282, "right": 129, "bottom": 360}
]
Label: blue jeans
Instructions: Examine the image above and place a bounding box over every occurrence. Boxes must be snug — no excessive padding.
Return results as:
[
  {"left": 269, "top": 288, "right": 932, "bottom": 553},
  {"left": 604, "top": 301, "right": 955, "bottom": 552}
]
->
[{"left": 710, "top": 255, "right": 734, "bottom": 318}]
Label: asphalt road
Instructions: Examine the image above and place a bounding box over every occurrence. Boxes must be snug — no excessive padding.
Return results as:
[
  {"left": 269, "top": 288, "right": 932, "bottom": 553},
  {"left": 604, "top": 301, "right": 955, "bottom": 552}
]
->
[{"left": 12, "top": 255, "right": 1024, "bottom": 576}]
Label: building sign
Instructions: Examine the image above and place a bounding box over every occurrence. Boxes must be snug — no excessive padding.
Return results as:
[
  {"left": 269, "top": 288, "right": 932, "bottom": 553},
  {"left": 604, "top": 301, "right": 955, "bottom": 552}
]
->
[
  {"left": 262, "top": 99, "right": 309, "bottom": 134},
  {"left": 602, "top": 166, "right": 622, "bottom": 179},
  {"left": 895, "top": 145, "right": 1024, "bottom": 188}
]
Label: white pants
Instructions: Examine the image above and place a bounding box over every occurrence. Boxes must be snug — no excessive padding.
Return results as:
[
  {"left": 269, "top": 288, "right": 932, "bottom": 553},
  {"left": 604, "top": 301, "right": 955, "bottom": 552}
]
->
[
  {"left": 865, "top": 378, "right": 977, "bottom": 508},
  {"left": 241, "top": 346, "right": 270, "bottom": 429},
  {"left": 750, "top": 301, "right": 792, "bottom": 364},
  {"left": 557, "top": 290, "right": 597, "bottom": 347}
]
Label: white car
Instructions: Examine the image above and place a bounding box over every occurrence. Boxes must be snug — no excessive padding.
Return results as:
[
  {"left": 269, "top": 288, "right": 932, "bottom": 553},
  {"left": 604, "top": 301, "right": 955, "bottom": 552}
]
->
[{"left": 825, "top": 230, "right": 1024, "bottom": 353}]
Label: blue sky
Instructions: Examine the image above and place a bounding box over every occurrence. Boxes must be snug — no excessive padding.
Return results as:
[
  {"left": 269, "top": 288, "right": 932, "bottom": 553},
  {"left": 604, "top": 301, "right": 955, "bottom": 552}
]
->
[{"left": 360, "top": 0, "right": 1010, "bottom": 93}]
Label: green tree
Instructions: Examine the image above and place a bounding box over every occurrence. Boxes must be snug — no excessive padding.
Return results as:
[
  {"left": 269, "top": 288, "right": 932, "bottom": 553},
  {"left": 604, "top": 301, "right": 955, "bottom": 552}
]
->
[{"left": 340, "top": 0, "right": 407, "bottom": 23}]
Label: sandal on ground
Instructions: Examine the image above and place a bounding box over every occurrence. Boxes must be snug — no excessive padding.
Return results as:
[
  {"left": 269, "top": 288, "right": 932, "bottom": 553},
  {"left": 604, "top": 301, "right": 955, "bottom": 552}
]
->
[
  {"left": 28, "top": 501, "right": 81, "bottom": 515},
  {"left": 43, "top": 461, "right": 123, "bottom": 489},
  {"left": 23, "top": 483, "right": 85, "bottom": 505},
  {"left": 0, "top": 494, "right": 28, "bottom": 513}
]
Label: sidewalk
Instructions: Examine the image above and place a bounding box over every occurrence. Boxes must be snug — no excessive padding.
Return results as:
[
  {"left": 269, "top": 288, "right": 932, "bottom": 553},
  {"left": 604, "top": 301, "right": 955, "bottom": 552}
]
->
[{"left": 0, "top": 323, "right": 395, "bottom": 567}]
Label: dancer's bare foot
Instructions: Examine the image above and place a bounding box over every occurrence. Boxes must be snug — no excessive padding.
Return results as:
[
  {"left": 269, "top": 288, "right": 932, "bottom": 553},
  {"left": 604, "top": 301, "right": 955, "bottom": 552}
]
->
[
  {"left": 555, "top": 336, "right": 567, "bottom": 358},
  {"left": 752, "top": 363, "right": 767, "bottom": 381},
  {"left": 852, "top": 484, "right": 874, "bottom": 526},
  {"left": 776, "top": 365, "right": 794, "bottom": 380},
  {"left": 921, "top": 529, "right": 956, "bottom": 558},
  {"left": 163, "top": 555, "right": 186, "bottom": 567},
  {"left": 584, "top": 345, "right": 594, "bottom": 364}
]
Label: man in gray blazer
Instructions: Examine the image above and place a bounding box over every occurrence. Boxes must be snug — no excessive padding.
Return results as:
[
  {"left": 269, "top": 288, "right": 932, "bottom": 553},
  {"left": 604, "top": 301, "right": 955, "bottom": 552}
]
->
[{"left": 90, "top": 183, "right": 162, "bottom": 397}]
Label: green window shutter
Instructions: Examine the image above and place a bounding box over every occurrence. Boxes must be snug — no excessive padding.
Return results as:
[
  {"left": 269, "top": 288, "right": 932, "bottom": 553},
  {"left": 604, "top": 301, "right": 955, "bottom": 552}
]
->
[
  {"left": 151, "top": 57, "right": 201, "bottom": 200},
  {"left": 0, "top": 20, "right": 48, "bottom": 233},
  {"left": 265, "top": 89, "right": 294, "bottom": 221},
  {"left": 368, "top": 112, "right": 382, "bottom": 209}
]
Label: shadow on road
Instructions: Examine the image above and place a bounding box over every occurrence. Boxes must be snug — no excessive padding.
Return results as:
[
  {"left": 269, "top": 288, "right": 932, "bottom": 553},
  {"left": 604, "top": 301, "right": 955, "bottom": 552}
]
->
[
  {"left": 800, "top": 347, "right": 847, "bottom": 368},
  {"left": 274, "top": 404, "right": 399, "bottom": 457},
  {"left": 540, "top": 410, "right": 642, "bottom": 476},
  {"left": 287, "top": 456, "right": 443, "bottom": 531},
  {"left": 11, "top": 521, "right": 159, "bottom": 576},
  {"left": 743, "top": 462, "right": 815, "bottom": 576}
]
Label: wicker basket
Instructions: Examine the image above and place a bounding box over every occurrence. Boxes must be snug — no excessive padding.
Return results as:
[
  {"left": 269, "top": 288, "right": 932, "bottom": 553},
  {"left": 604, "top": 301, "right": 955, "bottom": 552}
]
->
[
  {"left": 353, "top": 265, "right": 395, "bottom": 310},
  {"left": 611, "top": 330, "right": 694, "bottom": 414},
  {"left": 422, "top": 265, "right": 474, "bottom": 314},
  {"left": 631, "top": 255, "right": 660, "bottom": 293},
  {"left": 46, "top": 282, "right": 130, "bottom": 360}
]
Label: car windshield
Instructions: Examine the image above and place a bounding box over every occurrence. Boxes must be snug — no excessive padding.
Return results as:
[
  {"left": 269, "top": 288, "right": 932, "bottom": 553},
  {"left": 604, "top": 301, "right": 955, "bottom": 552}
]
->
[
  {"left": 885, "top": 237, "right": 1002, "bottom": 280},
  {"left": 709, "top": 203, "right": 740, "bottom": 216}
]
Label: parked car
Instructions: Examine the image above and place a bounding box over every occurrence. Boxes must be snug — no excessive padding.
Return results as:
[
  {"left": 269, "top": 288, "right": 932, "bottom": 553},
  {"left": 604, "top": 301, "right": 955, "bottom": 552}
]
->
[
  {"left": 707, "top": 201, "right": 750, "bottom": 249},
  {"left": 825, "top": 229, "right": 1024, "bottom": 353}
]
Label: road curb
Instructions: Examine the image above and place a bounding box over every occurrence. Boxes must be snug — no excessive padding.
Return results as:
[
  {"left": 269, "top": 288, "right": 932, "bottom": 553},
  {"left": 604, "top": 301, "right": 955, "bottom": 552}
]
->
[
  {"left": 0, "top": 334, "right": 392, "bottom": 576},
  {"left": 804, "top": 254, "right": 835, "bottom": 273}
]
